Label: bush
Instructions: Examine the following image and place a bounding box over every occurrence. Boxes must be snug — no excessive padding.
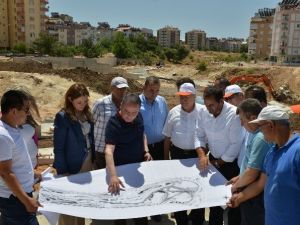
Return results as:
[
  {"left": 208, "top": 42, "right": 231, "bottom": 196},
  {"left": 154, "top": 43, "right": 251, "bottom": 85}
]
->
[
  {"left": 196, "top": 61, "right": 207, "bottom": 72},
  {"left": 13, "top": 43, "right": 27, "bottom": 53}
]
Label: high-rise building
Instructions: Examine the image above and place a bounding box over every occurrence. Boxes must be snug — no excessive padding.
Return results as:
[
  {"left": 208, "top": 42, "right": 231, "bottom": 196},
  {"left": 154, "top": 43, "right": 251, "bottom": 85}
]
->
[
  {"left": 157, "top": 26, "right": 180, "bottom": 47},
  {"left": 270, "top": 0, "right": 300, "bottom": 62},
  {"left": 185, "top": 29, "right": 206, "bottom": 50},
  {"left": 248, "top": 8, "right": 275, "bottom": 58},
  {"left": 0, "top": 0, "right": 48, "bottom": 48}
]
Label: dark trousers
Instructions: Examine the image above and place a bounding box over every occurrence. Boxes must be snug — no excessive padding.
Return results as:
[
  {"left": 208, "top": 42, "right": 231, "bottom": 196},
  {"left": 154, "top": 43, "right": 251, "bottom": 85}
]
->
[
  {"left": 114, "top": 217, "right": 148, "bottom": 225},
  {"left": 148, "top": 141, "right": 164, "bottom": 160},
  {"left": 240, "top": 192, "right": 264, "bottom": 225},
  {"left": 0, "top": 193, "right": 39, "bottom": 225},
  {"left": 170, "top": 144, "right": 205, "bottom": 225},
  {"left": 94, "top": 151, "right": 106, "bottom": 170},
  {"left": 209, "top": 154, "right": 240, "bottom": 225}
]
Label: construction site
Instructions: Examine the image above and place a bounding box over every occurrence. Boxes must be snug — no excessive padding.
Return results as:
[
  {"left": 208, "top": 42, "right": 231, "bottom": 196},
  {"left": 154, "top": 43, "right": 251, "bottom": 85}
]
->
[{"left": 0, "top": 52, "right": 300, "bottom": 224}]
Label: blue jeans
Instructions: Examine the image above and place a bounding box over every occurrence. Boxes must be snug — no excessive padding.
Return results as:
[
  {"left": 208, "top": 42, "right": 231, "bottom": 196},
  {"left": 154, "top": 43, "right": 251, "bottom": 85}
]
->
[{"left": 0, "top": 193, "right": 39, "bottom": 225}]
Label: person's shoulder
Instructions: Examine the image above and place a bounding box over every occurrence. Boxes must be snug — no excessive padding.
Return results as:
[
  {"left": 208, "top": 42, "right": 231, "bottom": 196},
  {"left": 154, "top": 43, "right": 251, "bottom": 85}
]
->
[
  {"left": 168, "top": 104, "right": 181, "bottom": 114},
  {"left": 195, "top": 103, "right": 205, "bottom": 111},
  {"left": 0, "top": 122, "right": 13, "bottom": 144},
  {"left": 94, "top": 95, "right": 111, "bottom": 106},
  {"left": 156, "top": 95, "right": 166, "bottom": 102}
]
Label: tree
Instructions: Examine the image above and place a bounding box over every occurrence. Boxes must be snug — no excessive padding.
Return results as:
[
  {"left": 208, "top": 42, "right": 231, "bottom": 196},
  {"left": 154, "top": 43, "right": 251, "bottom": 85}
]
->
[
  {"left": 81, "top": 38, "right": 101, "bottom": 58},
  {"left": 13, "top": 42, "right": 27, "bottom": 53},
  {"left": 112, "top": 32, "right": 131, "bottom": 58},
  {"left": 33, "top": 33, "right": 57, "bottom": 55}
]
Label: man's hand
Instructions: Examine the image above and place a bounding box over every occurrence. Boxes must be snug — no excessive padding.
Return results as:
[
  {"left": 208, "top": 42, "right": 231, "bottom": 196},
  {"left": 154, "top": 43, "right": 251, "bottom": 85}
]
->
[
  {"left": 198, "top": 155, "right": 209, "bottom": 172},
  {"left": 227, "top": 176, "right": 240, "bottom": 193},
  {"left": 144, "top": 152, "right": 152, "bottom": 161},
  {"left": 24, "top": 197, "right": 42, "bottom": 213},
  {"left": 108, "top": 175, "right": 124, "bottom": 194},
  {"left": 227, "top": 192, "right": 243, "bottom": 208}
]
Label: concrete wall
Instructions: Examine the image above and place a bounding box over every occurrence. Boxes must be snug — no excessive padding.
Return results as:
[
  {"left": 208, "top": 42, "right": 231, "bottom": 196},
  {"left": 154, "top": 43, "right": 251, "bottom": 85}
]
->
[{"left": 13, "top": 56, "right": 120, "bottom": 74}]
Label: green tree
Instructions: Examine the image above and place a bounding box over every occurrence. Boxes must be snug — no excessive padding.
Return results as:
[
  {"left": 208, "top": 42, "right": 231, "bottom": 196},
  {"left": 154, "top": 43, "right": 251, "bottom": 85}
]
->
[
  {"left": 174, "top": 45, "right": 189, "bottom": 61},
  {"left": 112, "top": 32, "right": 131, "bottom": 58},
  {"left": 81, "top": 38, "right": 101, "bottom": 58},
  {"left": 33, "top": 33, "right": 57, "bottom": 55},
  {"left": 13, "top": 42, "right": 27, "bottom": 53}
]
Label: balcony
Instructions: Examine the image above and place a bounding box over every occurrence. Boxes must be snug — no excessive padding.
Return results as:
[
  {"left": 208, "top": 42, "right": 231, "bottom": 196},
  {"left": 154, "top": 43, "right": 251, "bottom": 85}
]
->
[{"left": 41, "top": 6, "right": 49, "bottom": 12}]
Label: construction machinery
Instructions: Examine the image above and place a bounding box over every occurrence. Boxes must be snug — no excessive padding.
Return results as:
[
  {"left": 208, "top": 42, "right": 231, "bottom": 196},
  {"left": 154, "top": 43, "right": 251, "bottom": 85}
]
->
[{"left": 229, "top": 74, "right": 277, "bottom": 99}]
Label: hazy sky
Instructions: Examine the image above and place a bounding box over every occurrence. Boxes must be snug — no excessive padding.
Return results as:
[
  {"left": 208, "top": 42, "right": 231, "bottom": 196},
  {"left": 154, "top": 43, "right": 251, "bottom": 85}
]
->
[{"left": 48, "top": 0, "right": 280, "bottom": 39}]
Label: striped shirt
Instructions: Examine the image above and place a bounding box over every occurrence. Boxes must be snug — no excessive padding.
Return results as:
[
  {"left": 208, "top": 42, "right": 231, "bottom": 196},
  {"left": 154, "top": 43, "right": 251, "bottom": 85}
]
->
[{"left": 92, "top": 95, "right": 117, "bottom": 153}]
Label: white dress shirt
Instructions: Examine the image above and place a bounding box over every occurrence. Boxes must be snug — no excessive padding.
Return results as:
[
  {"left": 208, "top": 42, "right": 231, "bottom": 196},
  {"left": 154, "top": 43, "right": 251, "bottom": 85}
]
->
[
  {"left": 163, "top": 103, "right": 204, "bottom": 150},
  {"left": 195, "top": 101, "right": 245, "bottom": 162}
]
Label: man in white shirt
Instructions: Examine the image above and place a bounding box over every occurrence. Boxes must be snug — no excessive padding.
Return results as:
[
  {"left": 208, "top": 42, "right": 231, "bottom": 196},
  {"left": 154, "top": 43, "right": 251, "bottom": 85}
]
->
[
  {"left": 163, "top": 82, "right": 205, "bottom": 225},
  {"left": 195, "top": 86, "right": 245, "bottom": 225},
  {"left": 0, "top": 90, "right": 41, "bottom": 225}
]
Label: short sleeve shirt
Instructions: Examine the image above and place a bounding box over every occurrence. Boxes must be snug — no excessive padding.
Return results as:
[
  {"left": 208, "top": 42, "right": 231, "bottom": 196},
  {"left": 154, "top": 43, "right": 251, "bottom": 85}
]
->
[{"left": 105, "top": 113, "right": 144, "bottom": 166}]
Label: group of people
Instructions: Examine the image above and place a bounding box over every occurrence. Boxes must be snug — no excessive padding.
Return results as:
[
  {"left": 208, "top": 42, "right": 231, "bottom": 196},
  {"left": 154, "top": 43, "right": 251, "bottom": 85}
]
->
[{"left": 0, "top": 74, "right": 299, "bottom": 225}]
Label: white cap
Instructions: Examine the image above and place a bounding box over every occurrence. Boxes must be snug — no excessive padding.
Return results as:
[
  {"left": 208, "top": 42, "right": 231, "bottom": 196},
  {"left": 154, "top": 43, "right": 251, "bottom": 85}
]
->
[
  {"left": 224, "top": 84, "right": 242, "bottom": 98},
  {"left": 249, "top": 105, "right": 289, "bottom": 124},
  {"left": 176, "top": 83, "right": 196, "bottom": 96},
  {"left": 111, "top": 77, "right": 129, "bottom": 88}
]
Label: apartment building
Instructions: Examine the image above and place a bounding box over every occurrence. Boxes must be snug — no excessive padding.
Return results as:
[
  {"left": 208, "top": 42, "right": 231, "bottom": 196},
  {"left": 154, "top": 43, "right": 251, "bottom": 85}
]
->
[
  {"left": 157, "top": 26, "right": 180, "bottom": 47},
  {"left": 270, "top": 0, "right": 300, "bottom": 62},
  {"left": 185, "top": 29, "right": 206, "bottom": 50},
  {"left": 0, "top": 0, "right": 48, "bottom": 48},
  {"left": 220, "top": 38, "right": 244, "bottom": 52},
  {"left": 248, "top": 8, "right": 275, "bottom": 58},
  {"left": 206, "top": 37, "right": 220, "bottom": 50}
]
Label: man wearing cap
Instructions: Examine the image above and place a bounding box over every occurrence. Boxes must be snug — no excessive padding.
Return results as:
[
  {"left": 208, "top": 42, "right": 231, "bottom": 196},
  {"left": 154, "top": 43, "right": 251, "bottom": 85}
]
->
[
  {"left": 92, "top": 76, "right": 128, "bottom": 169},
  {"left": 162, "top": 82, "right": 205, "bottom": 225},
  {"left": 228, "top": 105, "right": 300, "bottom": 225},
  {"left": 224, "top": 84, "right": 244, "bottom": 107},
  {"left": 227, "top": 99, "right": 271, "bottom": 225},
  {"left": 195, "top": 86, "right": 245, "bottom": 225}
]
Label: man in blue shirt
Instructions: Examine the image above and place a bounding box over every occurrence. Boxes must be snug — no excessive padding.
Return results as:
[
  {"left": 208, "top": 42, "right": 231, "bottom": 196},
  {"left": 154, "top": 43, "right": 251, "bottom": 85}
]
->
[
  {"left": 139, "top": 76, "right": 168, "bottom": 222},
  {"left": 140, "top": 76, "right": 168, "bottom": 161},
  {"left": 228, "top": 99, "right": 270, "bottom": 225},
  {"left": 228, "top": 105, "right": 300, "bottom": 225}
]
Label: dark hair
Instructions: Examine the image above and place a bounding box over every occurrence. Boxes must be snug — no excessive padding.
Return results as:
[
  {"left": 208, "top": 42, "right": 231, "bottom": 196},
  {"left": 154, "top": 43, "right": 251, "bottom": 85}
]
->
[
  {"left": 214, "top": 77, "right": 230, "bottom": 90},
  {"left": 245, "top": 85, "right": 267, "bottom": 105},
  {"left": 176, "top": 77, "right": 195, "bottom": 90},
  {"left": 145, "top": 76, "right": 160, "bottom": 86},
  {"left": 236, "top": 98, "right": 262, "bottom": 119},
  {"left": 1, "top": 90, "right": 30, "bottom": 114},
  {"left": 6, "top": 86, "right": 41, "bottom": 127},
  {"left": 203, "top": 86, "right": 224, "bottom": 102},
  {"left": 63, "top": 83, "right": 92, "bottom": 121},
  {"left": 121, "top": 93, "right": 141, "bottom": 107}
]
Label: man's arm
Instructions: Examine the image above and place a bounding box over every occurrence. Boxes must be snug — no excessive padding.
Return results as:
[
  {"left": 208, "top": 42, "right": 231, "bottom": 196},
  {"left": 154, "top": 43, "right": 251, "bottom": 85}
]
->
[
  {"left": 0, "top": 160, "right": 41, "bottom": 213},
  {"left": 221, "top": 116, "right": 245, "bottom": 162},
  {"left": 143, "top": 134, "right": 152, "bottom": 161},
  {"left": 164, "top": 137, "right": 171, "bottom": 160},
  {"left": 232, "top": 168, "right": 260, "bottom": 192},
  {"left": 228, "top": 172, "right": 266, "bottom": 208},
  {"left": 104, "top": 144, "right": 124, "bottom": 194}
]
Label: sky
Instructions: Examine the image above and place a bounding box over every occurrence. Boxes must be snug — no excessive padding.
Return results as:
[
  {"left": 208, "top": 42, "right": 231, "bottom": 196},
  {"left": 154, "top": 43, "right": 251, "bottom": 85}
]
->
[{"left": 48, "top": 0, "right": 280, "bottom": 40}]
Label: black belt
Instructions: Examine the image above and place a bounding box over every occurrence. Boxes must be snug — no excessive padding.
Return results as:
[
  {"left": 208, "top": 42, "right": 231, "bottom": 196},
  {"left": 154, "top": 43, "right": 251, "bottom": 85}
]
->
[
  {"left": 148, "top": 140, "right": 164, "bottom": 148},
  {"left": 171, "top": 144, "right": 196, "bottom": 154}
]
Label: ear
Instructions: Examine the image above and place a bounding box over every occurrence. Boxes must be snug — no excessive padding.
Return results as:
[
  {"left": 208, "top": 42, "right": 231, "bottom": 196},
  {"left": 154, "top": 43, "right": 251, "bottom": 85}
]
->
[{"left": 68, "top": 97, "right": 72, "bottom": 103}]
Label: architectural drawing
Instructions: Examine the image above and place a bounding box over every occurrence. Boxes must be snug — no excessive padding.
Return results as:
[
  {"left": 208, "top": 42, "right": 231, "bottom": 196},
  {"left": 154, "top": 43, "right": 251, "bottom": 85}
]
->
[
  {"left": 40, "top": 177, "right": 202, "bottom": 208},
  {"left": 39, "top": 159, "right": 231, "bottom": 222}
]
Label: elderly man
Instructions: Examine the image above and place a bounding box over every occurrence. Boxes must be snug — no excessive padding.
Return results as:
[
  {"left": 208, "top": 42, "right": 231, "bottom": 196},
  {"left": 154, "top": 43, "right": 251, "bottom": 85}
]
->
[
  {"left": 224, "top": 84, "right": 244, "bottom": 107},
  {"left": 163, "top": 82, "right": 205, "bottom": 225},
  {"left": 105, "top": 93, "right": 151, "bottom": 225},
  {"left": 195, "top": 86, "right": 245, "bottom": 225},
  {"left": 92, "top": 76, "right": 128, "bottom": 169},
  {"left": 228, "top": 99, "right": 271, "bottom": 225},
  {"left": 0, "top": 90, "right": 41, "bottom": 225},
  {"left": 228, "top": 105, "right": 300, "bottom": 225}
]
